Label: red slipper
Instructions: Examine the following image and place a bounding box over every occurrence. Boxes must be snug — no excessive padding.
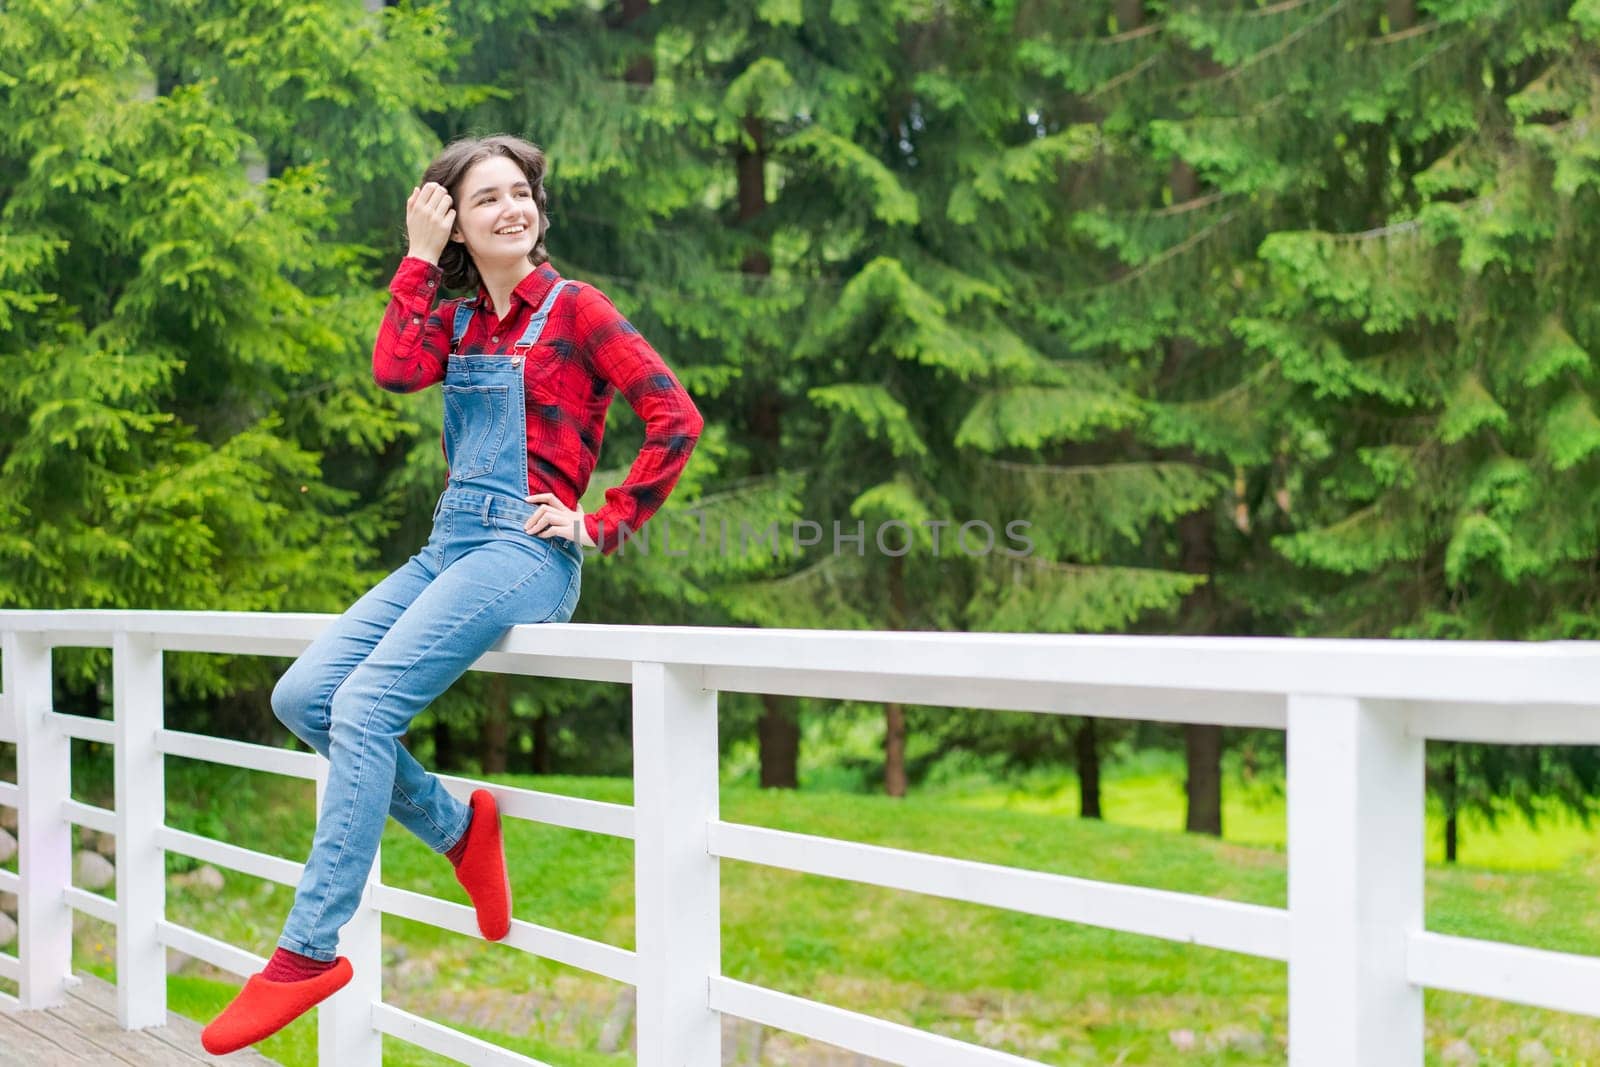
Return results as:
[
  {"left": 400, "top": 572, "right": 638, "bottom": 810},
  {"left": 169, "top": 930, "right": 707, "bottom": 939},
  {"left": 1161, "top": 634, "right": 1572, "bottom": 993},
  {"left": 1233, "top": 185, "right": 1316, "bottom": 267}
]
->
[
  {"left": 454, "top": 788, "right": 512, "bottom": 940},
  {"left": 200, "top": 957, "right": 352, "bottom": 1055}
]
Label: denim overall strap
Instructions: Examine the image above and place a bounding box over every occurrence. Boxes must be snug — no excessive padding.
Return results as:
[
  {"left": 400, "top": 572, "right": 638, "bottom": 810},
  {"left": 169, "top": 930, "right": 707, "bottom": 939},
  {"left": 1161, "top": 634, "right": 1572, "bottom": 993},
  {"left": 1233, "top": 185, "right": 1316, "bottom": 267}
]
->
[
  {"left": 511, "top": 280, "right": 571, "bottom": 350},
  {"left": 449, "top": 301, "right": 475, "bottom": 352}
]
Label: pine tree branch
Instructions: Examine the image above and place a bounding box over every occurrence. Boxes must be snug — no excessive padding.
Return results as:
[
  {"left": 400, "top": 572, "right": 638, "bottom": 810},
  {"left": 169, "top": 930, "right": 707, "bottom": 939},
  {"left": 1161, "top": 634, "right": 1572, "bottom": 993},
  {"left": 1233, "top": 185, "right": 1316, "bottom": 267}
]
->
[
  {"left": 1207, "top": 0, "right": 1351, "bottom": 88},
  {"left": 1105, "top": 23, "right": 1163, "bottom": 43},
  {"left": 1100, "top": 210, "right": 1240, "bottom": 288},
  {"left": 675, "top": 473, "right": 803, "bottom": 509},
  {"left": 1007, "top": 556, "right": 1208, "bottom": 580},
  {"left": 1245, "top": 0, "right": 1326, "bottom": 17},
  {"left": 1152, "top": 191, "right": 1234, "bottom": 217},
  {"left": 1392, "top": 35, "right": 1460, "bottom": 81},
  {"left": 1046, "top": 21, "right": 1164, "bottom": 48},
  {"left": 1088, "top": 51, "right": 1164, "bottom": 100},
  {"left": 1329, "top": 218, "right": 1425, "bottom": 241},
  {"left": 749, "top": 552, "right": 853, "bottom": 588},
  {"left": 1367, "top": 21, "right": 1440, "bottom": 46},
  {"left": 982, "top": 458, "right": 1201, "bottom": 476}
]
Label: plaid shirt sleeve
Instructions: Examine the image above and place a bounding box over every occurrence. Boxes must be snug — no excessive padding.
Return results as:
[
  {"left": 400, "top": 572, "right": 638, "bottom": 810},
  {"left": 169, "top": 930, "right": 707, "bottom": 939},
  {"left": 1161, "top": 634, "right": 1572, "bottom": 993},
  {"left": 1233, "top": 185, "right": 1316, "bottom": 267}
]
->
[
  {"left": 372, "top": 256, "right": 451, "bottom": 393},
  {"left": 575, "top": 285, "right": 705, "bottom": 555}
]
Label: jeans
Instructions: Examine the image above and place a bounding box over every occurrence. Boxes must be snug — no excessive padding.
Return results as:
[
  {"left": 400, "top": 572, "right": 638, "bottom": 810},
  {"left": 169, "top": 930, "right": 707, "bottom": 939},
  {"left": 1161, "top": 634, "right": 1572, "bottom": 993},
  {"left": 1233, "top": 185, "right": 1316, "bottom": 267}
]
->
[{"left": 271, "top": 491, "right": 582, "bottom": 960}]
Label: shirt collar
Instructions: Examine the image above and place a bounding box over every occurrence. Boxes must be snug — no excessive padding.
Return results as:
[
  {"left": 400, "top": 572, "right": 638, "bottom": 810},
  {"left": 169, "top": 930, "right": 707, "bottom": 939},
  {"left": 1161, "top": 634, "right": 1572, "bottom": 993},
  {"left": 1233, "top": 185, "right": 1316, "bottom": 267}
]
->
[{"left": 472, "top": 261, "right": 562, "bottom": 315}]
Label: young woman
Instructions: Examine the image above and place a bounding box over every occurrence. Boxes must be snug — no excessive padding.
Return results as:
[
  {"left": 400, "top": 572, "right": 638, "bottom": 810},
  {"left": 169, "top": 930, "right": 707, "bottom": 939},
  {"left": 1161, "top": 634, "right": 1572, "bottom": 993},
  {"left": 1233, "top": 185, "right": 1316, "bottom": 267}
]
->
[{"left": 202, "top": 135, "right": 703, "bottom": 1055}]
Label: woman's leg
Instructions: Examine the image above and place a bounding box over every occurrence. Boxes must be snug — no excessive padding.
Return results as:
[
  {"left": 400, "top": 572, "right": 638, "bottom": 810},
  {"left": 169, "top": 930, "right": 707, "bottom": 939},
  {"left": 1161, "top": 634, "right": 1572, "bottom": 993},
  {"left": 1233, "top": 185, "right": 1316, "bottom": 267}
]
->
[
  {"left": 277, "top": 536, "right": 580, "bottom": 961},
  {"left": 271, "top": 557, "right": 470, "bottom": 854}
]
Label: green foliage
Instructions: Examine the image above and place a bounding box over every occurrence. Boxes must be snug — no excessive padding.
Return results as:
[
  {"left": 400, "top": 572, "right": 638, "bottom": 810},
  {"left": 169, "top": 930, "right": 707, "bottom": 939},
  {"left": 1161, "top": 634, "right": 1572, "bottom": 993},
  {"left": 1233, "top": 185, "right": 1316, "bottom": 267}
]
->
[
  {"left": 956, "top": 378, "right": 1145, "bottom": 451},
  {"left": 0, "top": 1, "right": 416, "bottom": 632},
  {"left": 972, "top": 561, "right": 1207, "bottom": 632},
  {"left": 9, "top": 0, "right": 1600, "bottom": 829}
]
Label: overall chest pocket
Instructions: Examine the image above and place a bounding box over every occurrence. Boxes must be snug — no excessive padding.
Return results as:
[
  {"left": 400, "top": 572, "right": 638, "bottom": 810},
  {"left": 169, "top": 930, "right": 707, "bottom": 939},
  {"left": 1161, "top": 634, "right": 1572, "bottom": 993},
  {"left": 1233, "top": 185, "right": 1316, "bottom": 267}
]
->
[{"left": 442, "top": 384, "right": 511, "bottom": 480}]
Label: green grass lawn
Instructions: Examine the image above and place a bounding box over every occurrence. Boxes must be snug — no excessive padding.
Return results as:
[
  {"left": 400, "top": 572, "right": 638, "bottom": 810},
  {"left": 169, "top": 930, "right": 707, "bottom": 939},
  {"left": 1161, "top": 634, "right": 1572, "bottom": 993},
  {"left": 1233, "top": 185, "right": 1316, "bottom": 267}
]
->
[
  {"left": 59, "top": 756, "right": 1600, "bottom": 1066},
  {"left": 922, "top": 748, "right": 1598, "bottom": 871}
]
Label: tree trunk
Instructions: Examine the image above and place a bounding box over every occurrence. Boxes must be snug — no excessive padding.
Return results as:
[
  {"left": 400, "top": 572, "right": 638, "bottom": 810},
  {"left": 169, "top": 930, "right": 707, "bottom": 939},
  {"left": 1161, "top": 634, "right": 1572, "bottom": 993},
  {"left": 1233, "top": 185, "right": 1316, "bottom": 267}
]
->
[
  {"left": 883, "top": 554, "right": 913, "bottom": 798},
  {"left": 757, "top": 694, "right": 799, "bottom": 789},
  {"left": 1176, "top": 504, "right": 1224, "bottom": 836},
  {"left": 736, "top": 102, "right": 796, "bottom": 789},
  {"left": 1075, "top": 718, "right": 1102, "bottom": 819},
  {"left": 1160, "top": 171, "right": 1223, "bottom": 836},
  {"left": 532, "top": 710, "right": 552, "bottom": 775},
  {"left": 615, "top": 0, "right": 655, "bottom": 85},
  {"left": 433, "top": 717, "right": 457, "bottom": 771},
  {"left": 481, "top": 673, "right": 510, "bottom": 775},
  {"left": 1185, "top": 723, "right": 1223, "bottom": 835},
  {"left": 1443, "top": 746, "right": 1460, "bottom": 863},
  {"left": 884, "top": 702, "right": 907, "bottom": 798},
  {"left": 1160, "top": 242, "right": 1220, "bottom": 838},
  {"left": 1385, "top": 0, "right": 1417, "bottom": 31},
  {"left": 736, "top": 115, "right": 771, "bottom": 275},
  {"left": 1113, "top": 0, "right": 1143, "bottom": 31}
]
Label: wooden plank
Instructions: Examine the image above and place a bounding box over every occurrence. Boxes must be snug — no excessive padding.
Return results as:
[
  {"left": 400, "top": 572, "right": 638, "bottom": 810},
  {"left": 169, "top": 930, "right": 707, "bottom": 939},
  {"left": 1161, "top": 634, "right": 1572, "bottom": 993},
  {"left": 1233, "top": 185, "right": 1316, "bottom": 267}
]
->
[
  {"left": 1287, "top": 696, "right": 1424, "bottom": 1067},
  {"left": 1408, "top": 931, "right": 1600, "bottom": 1019},
  {"left": 138, "top": 1018, "right": 280, "bottom": 1066},
  {"left": 633, "top": 662, "right": 722, "bottom": 1067},
  {"left": 9, "top": 1003, "right": 129, "bottom": 1064},
  {"left": 709, "top": 978, "right": 1042, "bottom": 1067},
  {"left": 709, "top": 820, "right": 1290, "bottom": 961},
  {"left": 66, "top": 974, "right": 279, "bottom": 1065},
  {"left": 0, "top": 1010, "right": 86, "bottom": 1064},
  {"left": 50, "top": 994, "right": 205, "bottom": 1065},
  {"left": 10, "top": 607, "right": 1600, "bottom": 708},
  {"left": 61, "top": 973, "right": 120, "bottom": 1014}
]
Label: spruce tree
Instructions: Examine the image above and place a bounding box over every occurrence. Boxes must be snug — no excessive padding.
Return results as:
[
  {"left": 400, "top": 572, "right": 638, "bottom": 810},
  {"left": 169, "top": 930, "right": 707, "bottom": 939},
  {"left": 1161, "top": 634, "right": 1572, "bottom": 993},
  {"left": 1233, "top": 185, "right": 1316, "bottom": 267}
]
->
[
  {"left": 1029, "top": 0, "right": 1600, "bottom": 843},
  {"left": 1233, "top": 0, "right": 1600, "bottom": 850},
  {"left": 0, "top": 0, "right": 440, "bottom": 726}
]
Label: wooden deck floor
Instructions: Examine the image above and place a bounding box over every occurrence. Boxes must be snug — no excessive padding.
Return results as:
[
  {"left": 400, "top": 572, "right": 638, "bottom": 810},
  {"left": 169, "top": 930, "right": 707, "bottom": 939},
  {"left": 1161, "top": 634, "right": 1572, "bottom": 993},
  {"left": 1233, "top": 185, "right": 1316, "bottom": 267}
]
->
[{"left": 0, "top": 973, "right": 279, "bottom": 1065}]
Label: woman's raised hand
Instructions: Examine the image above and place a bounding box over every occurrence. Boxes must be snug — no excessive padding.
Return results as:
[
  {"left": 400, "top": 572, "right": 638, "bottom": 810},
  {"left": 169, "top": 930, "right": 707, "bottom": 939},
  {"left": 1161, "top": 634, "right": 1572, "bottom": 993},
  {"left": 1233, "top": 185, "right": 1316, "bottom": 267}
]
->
[{"left": 405, "top": 182, "right": 456, "bottom": 265}]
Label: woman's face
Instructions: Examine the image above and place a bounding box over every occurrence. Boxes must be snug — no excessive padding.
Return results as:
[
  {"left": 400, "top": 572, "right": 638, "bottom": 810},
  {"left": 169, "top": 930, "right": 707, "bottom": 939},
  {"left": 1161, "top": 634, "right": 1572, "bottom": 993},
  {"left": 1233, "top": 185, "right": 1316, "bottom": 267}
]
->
[{"left": 449, "top": 154, "right": 540, "bottom": 269}]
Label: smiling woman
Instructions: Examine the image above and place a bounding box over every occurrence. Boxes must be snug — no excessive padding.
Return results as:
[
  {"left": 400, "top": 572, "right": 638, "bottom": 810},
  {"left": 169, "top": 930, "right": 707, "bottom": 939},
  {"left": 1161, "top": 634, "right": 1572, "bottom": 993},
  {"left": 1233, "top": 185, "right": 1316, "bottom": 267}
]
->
[
  {"left": 370, "top": 135, "right": 703, "bottom": 556},
  {"left": 199, "top": 134, "right": 704, "bottom": 1055}
]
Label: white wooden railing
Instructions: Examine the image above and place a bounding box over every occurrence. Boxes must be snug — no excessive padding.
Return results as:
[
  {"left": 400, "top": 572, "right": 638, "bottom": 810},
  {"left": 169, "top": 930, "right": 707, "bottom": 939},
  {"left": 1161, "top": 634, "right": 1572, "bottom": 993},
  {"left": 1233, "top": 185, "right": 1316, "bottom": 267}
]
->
[{"left": 0, "top": 611, "right": 1597, "bottom": 1065}]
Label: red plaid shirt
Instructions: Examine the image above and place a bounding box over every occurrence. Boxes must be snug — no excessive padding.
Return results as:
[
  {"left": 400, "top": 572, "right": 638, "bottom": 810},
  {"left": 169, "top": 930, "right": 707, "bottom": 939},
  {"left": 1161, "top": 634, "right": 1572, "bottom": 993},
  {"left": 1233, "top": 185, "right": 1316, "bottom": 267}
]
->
[{"left": 373, "top": 257, "right": 703, "bottom": 555}]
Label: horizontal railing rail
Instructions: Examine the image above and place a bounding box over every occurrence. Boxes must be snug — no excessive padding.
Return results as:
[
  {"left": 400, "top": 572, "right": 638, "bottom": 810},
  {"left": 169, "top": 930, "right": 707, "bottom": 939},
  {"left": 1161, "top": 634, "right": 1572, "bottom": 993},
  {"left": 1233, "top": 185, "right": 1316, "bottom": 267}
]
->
[{"left": 0, "top": 609, "right": 1596, "bottom": 1065}]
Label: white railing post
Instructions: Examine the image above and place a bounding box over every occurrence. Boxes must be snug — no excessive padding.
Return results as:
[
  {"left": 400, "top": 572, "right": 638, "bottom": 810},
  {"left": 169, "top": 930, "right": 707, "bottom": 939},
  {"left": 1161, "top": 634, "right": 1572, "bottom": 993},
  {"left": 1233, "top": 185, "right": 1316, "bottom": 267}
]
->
[
  {"left": 112, "top": 631, "right": 167, "bottom": 1027},
  {"left": 632, "top": 661, "right": 720, "bottom": 1066},
  {"left": 316, "top": 764, "right": 383, "bottom": 1066},
  {"left": 1287, "top": 694, "right": 1424, "bottom": 1066},
  {"left": 4, "top": 630, "right": 71, "bottom": 1009}
]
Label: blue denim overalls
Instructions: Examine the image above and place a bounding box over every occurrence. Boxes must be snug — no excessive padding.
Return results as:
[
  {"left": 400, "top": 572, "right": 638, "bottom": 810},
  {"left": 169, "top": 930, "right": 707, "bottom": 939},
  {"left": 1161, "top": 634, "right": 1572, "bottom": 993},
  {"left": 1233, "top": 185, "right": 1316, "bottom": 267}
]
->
[{"left": 271, "top": 280, "right": 582, "bottom": 961}]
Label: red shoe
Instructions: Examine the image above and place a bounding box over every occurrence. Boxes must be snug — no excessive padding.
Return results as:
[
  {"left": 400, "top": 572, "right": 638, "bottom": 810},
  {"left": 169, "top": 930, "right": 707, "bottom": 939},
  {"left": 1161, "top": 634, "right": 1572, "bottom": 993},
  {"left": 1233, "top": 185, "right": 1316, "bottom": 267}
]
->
[
  {"left": 454, "top": 788, "right": 513, "bottom": 940},
  {"left": 200, "top": 957, "right": 352, "bottom": 1055}
]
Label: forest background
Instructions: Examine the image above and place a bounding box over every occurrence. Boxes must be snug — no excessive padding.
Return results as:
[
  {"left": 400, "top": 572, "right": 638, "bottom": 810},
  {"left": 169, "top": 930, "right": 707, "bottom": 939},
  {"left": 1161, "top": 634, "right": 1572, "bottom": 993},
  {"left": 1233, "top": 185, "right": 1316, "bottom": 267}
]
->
[{"left": 6, "top": 0, "right": 1600, "bottom": 866}]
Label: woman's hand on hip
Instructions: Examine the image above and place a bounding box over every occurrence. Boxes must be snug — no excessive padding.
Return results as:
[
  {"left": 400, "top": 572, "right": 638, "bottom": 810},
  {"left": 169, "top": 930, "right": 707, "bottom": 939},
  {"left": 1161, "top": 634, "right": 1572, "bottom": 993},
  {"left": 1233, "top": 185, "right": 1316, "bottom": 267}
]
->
[
  {"left": 525, "top": 493, "right": 596, "bottom": 548},
  {"left": 405, "top": 182, "right": 455, "bottom": 265}
]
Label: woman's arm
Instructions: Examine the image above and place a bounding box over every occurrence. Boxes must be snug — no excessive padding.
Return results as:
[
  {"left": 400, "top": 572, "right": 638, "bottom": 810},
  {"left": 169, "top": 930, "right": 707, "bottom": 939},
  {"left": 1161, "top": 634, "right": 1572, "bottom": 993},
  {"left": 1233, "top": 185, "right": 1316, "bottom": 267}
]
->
[
  {"left": 373, "top": 183, "right": 457, "bottom": 393},
  {"left": 574, "top": 286, "right": 705, "bottom": 555},
  {"left": 372, "top": 256, "right": 450, "bottom": 393}
]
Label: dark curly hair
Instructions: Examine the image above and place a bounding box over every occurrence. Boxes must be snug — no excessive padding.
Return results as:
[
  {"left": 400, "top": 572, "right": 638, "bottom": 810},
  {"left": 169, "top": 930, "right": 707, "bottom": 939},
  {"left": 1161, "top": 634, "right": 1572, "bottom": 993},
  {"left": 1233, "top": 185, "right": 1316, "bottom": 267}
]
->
[{"left": 417, "top": 134, "right": 552, "bottom": 291}]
